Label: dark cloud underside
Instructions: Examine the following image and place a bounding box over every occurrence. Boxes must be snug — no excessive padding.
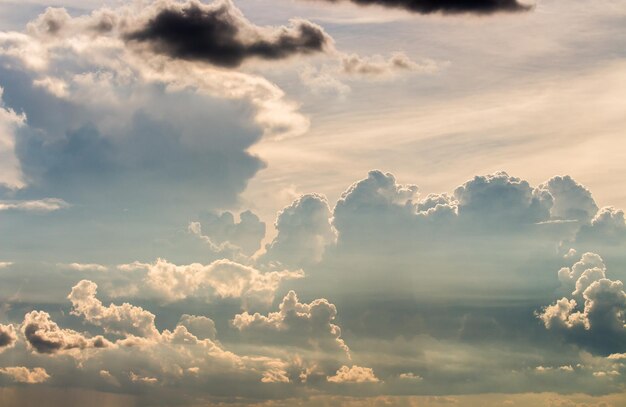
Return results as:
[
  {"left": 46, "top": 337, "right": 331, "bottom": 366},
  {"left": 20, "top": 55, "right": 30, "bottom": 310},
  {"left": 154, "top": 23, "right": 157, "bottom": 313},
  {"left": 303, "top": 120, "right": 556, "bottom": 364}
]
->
[
  {"left": 125, "top": 2, "right": 330, "bottom": 67},
  {"left": 329, "top": 0, "right": 530, "bottom": 14}
]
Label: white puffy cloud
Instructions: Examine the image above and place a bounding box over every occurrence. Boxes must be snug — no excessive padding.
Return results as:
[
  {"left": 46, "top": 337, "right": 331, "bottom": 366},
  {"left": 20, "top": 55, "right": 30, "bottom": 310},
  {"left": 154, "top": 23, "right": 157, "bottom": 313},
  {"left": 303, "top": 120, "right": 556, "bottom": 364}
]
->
[
  {"left": 68, "top": 280, "right": 160, "bottom": 338},
  {"left": 0, "top": 367, "right": 50, "bottom": 384},
  {"left": 233, "top": 290, "right": 350, "bottom": 356},
  {"left": 123, "top": 258, "right": 303, "bottom": 307},
  {"left": 453, "top": 172, "right": 552, "bottom": 226},
  {"left": 538, "top": 253, "right": 626, "bottom": 354},
  {"left": 0, "top": 323, "right": 17, "bottom": 351},
  {"left": 263, "top": 194, "right": 336, "bottom": 267},
  {"left": 557, "top": 252, "right": 606, "bottom": 296},
  {"left": 21, "top": 310, "right": 112, "bottom": 354},
  {"left": 326, "top": 365, "right": 379, "bottom": 383}
]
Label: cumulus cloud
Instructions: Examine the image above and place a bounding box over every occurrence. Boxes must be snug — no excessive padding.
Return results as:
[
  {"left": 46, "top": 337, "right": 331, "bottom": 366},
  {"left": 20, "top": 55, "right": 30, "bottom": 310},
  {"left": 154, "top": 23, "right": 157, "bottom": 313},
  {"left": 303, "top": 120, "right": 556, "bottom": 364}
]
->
[
  {"left": 68, "top": 280, "right": 160, "bottom": 338},
  {"left": 233, "top": 290, "right": 350, "bottom": 356},
  {"left": 0, "top": 366, "right": 50, "bottom": 384},
  {"left": 5, "top": 282, "right": 304, "bottom": 401},
  {"left": 576, "top": 206, "right": 626, "bottom": 245},
  {"left": 538, "top": 253, "right": 626, "bottom": 354},
  {"left": 326, "top": 365, "right": 379, "bottom": 383},
  {"left": 119, "top": 258, "right": 303, "bottom": 307},
  {"left": 453, "top": 172, "right": 552, "bottom": 227},
  {"left": 263, "top": 194, "right": 337, "bottom": 267},
  {"left": 189, "top": 210, "right": 266, "bottom": 256},
  {"left": 310, "top": 0, "right": 531, "bottom": 14},
  {"left": 0, "top": 323, "right": 17, "bottom": 352},
  {"left": 21, "top": 310, "right": 112, "bottom": 354},
  {"left": 539, "top": 176, "right": 598, "bottom": 223},
  {"left": 0, "top": 1, "right": 316, "bottom": 241},
  {"left": 177, "top": 314, "right": 217, "bottom": 340},
  {"left": 125, "top": 0, "right": 332, "bottom": 68}
]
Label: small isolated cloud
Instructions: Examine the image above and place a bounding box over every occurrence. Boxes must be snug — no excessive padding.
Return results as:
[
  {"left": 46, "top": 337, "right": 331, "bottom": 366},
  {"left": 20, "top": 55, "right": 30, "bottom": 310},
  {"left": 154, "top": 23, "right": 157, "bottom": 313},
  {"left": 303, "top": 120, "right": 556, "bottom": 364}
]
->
[
  {"left": 233, "top": 290, "right": 350, "bottom": 356},
  {"left": 399, "top": 372, "right": 423, "bottom": 380},
  {"left": 125, "top": 0, "right": 332, "bottom": 68},
  {"left": 0, "top": 198, "right": 69, "bottom": 212},
  {"left": 300, "top": 52, "right": 442, "bottom": 95},
  {"left": 309, "top": 0, "right": 531, "bottom": 15},
  {"left": 129, "top": 371, "right": 158, "bottom": 384},
  {"left": 327, "top": 365, "right": 379, "bottom": 383},
  {"left": 0, "top": 366, "right": 50, "bottom": 384},
  {"left": 341, "top": 53, "right": 440, "bottom": 76},
  {"left": 0, "top": 261, "right": 12, "bottom": 269},
  {"left": 59, "top": 263, "right": 108, "bottom": 272}
]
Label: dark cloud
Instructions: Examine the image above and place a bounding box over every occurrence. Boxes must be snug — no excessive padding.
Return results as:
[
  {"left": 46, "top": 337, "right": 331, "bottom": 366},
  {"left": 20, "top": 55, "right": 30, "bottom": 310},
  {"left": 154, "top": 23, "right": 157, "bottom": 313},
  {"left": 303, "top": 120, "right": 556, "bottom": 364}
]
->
[
  {"left": 22, "top": 311, "right": 111, "bottom": 354},
  {"left": 324, "top": 0, "right": 531, "bottom": 14},
  {"left": 125, "top": 0, "right": 331, "bottom": 67},
  {"left": 0, "top": 324, "right": 17, "bottom": 350}
]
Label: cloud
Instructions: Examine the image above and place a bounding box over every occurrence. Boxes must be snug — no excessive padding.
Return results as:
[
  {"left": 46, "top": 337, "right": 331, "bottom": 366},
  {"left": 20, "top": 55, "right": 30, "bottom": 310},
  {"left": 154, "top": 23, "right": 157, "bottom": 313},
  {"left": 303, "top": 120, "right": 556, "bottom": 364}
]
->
[
  {"left": 68, "top": 280, "right": 160, "bottom": 338},
  {"left": 341, "top": 53, "right": 439, "bottom": 76},
  {"left": 576, "top": 207, "right": 626, "bottom": 245},
  {"left": 0, "top": 323, "right": 17, "bottom": 352},
  {"left": 120, "top": 258, "right": 303, "bottom": 307},
  {"left": 300, "top": 52, "right": 442, "bottom": 95},
  {"left": 21, "top": 310, "right": 112, "bottom": 354},
  {"left": 453, "top": 171, "right": 552, "bottom": 227},
  {"left": 8, "top": 282, "right": 303, "bottom": 403},
  {"left": 263, "top": 194, "right": 336, "bottom": 267},
  {"left": 539, "top": 176, "right": 598, "bottom": 223},
  {"left": 177, "top": 314, "right": 217, "bottom": 340},
  {"left": 0, "top": 198, "right": 69, "bottom": 212},
  {"left": 326, "top": 365, "right": 379, "bottom": 383},
  {"left": 125, "top": 0, "right": 332, "bottom": 68},
  {"left": 0, "top": 1, "right": 316, "bottom": 243},
  {"left": 0, "top": 367, "right": 50, "bottom": 384},
  {"left": 310, "top": 0, "right": 531, "bottom": 14},
  {"left": 233, "top": 290, "right": 350, "bottom": 356},
  {"left": 538, "top": 253, "right": 626, "bottom": 354},
  {"left": 59, "top": 263, "right": 108, "bottom": 272},
  {"left": 189, "top": 210, "right": 266, "bottom": 256},
  {"left": 0, "top": 87, "right": 25, "bottom": 189},
  {"left": 399, "top": 372, "right": 422, "bottom": 381}
]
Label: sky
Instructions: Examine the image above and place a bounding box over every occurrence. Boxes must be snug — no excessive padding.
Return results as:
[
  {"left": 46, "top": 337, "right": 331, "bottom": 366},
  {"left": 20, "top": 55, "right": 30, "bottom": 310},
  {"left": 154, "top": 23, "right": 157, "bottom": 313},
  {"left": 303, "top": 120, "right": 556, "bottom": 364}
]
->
[{"left": 0, "top": 0, "right": 625, "bottom": 406}]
